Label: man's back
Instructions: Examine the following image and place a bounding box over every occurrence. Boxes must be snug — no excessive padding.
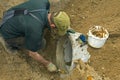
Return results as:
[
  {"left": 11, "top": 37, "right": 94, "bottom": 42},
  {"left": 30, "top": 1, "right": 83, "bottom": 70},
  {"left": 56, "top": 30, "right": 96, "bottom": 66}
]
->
[
  {"left": 0, "top": 0, "right": 50, "bottom": 51},
  {"left": 8, "top": 0, "right": 50, "bottom": 11}
]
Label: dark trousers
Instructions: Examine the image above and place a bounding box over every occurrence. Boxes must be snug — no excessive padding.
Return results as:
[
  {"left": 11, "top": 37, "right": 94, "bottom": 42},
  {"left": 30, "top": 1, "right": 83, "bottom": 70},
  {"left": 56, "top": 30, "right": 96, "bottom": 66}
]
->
[
  {"left": 5, "top": 37, "right": 46, "bottom": 50},
  {"left": 5, "top": 37, "right": 25, "bottom": 50}
]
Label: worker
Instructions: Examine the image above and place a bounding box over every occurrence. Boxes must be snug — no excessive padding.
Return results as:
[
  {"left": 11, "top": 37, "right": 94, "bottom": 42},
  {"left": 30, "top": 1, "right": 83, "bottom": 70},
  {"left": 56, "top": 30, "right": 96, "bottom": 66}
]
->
[{"left": 0, "top": 0, "right": 70, "bottom": 72}]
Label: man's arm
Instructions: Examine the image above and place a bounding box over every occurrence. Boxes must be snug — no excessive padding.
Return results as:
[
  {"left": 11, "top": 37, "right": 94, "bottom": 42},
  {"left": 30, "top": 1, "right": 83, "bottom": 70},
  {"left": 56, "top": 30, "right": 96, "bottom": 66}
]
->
[
  {"left": 28, "top": 50, "right": 50, "bottom": 66},
  {"left": 27, "top": 50, "right": 57, "bottom": 72}
]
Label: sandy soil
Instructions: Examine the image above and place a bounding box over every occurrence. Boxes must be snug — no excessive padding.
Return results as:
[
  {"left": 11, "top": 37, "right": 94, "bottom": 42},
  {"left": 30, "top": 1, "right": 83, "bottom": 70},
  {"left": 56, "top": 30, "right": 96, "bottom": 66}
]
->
[
  {"left": 0, "top": 0, "right": 120, "bottom": 80},
  {"left": 64, "top": 0, "right": 120, "bottom": 80}
]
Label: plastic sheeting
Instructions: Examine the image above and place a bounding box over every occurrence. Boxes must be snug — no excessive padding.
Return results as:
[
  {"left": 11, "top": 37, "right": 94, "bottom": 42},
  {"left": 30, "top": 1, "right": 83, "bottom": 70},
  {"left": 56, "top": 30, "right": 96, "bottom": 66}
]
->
[{"left": 56, "top": 32, "right": 90, "bottom": 73}]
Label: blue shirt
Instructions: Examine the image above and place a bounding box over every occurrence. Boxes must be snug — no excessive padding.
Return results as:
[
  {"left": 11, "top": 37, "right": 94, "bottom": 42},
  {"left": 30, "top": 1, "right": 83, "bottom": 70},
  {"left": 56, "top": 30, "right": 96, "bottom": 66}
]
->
[{"left": 0, "top": 0, "right": 50, "bottom": 52}]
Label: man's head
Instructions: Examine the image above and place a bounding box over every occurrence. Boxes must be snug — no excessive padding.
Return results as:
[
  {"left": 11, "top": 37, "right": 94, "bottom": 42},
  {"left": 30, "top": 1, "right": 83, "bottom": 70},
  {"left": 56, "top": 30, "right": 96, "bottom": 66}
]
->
[{"left": 50, "top": 11, "right": 70, "bottom": 36}]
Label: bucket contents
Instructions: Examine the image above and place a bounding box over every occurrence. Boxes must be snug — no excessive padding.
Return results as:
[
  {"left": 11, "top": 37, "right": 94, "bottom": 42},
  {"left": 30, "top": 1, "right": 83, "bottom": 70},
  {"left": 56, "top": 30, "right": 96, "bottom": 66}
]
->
[
  {"left": 88, "top": 26, "right": 109, "bottom": 48},
  {"left": 91, "top": 26, "right": 107, "bottom": 38}
]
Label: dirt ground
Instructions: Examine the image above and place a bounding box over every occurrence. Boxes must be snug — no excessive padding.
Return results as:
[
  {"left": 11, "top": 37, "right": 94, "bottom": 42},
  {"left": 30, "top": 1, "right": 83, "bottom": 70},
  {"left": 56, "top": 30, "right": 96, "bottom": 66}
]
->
[
  {"left": 64, "top": 0, "right": 120, "bottom": 80},
  {"left": 0, "top": 0, "right": 120, "bottom": 80}
]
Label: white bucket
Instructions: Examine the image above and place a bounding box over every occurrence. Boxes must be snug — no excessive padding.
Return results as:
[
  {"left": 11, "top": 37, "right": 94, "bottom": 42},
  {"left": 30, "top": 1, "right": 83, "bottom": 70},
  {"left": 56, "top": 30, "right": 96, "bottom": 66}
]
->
[{"left": 88, "top": 26, "right": 109, "bottom": 48}]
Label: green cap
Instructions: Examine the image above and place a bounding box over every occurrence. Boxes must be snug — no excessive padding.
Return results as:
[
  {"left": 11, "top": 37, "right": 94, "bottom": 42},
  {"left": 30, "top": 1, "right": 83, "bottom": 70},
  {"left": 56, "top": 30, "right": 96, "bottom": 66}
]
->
[{"left": 53, "top": 11, "right": 70, "bottom": 36}]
